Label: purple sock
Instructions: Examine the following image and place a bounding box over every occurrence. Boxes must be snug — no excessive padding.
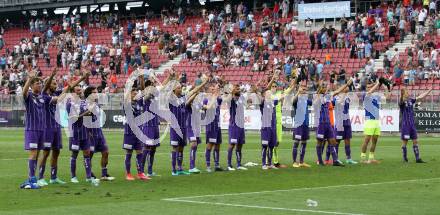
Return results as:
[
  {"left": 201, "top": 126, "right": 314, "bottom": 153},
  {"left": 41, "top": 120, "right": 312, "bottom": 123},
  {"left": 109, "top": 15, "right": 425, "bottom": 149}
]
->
[
  {"left": 124, "top": 153, "right": 132, "bottom": 174},
  {"left": 38, "top": 164, "right": 46, "bottom": 179},
  {"left": 136, "top": 153, "right": 143, "bottom": 174},
  {"left": 325, "top": 144, "right": 331, "bottom": 161},
  {"left": 292, "top": 141, "right": 299, "bottom": 162},
  {"left": 300, "top": 142, "right": 307, "bottom": 163},
  {"left": 413, "top": 145, "right": 420, "bottom": 160},
  {"left": 402, "top": 146, "right": 408, "bottom": 161},
  {"left": 335, "top": 143, "right": 340, "bottom": 155},
  {"left": 190, "top": 145, "right": 197, "bottom": 169},
  {"left": 261, "top": 146, "right": 267, "bottom": 166},
  {"left": 227, "top": 147, "right": 233, "bottom": 167},
  {"left": 148, "top": 150, "right": 155, "bottom": 174},
  {"left": 268, "top": 147, "right": 273, "bottom": 166},
  {"left": 142, "top": 149, "right": 150, "bottom": 172},
  {"left": 214, "top": 149, "right": 220, "bottom": 167},
  {"left": 50, "top": 166, "right": 57, "bottom": 180},
  {"left": 345, "top": 145, "right": 351, "bottom": 159},
  {"left": 70, "top": 156, "right": 77, "bottom": 178},
  {"left": 205, "top": 149, "right": 211, "bottom": 168},
  {"left": 316, "top": 145, "right": 323, "bottom": 164},
  {"left": 84, "top": 156, "right": 92, "bottom": 179},
  {"left": 101, "top": 167, "right": 108, "bottom": 177},
  {"left": 28, "top": 159, "right": 37, "bottom": 178},
  {"left": 330, "top": 145, "right": 339, "bottom": 162},
  {"left": 171, "top": 151, "right": 177, "bottom": 173},
  {"left": 177, "top": 151, "right": 183, "bottom": 171},
  {"left": 236, "top": 149, "right": 242, "bottom": 167}
]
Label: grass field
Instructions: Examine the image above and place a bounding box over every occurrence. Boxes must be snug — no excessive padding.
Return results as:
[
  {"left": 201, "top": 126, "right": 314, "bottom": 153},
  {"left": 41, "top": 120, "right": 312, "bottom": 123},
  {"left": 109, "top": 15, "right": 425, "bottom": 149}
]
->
[{"left": 0, "top": 128, "right": 439, "bottom": 215}]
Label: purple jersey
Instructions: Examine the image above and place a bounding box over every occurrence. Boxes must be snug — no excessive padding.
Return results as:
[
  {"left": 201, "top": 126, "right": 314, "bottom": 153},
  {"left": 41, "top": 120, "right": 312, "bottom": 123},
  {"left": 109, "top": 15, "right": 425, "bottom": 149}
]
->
[
  {"left": 400, "top": 98, "right": 416, "bottom": 128},
  {"left": 260, "top": 99, "right": 278, "bottom": 128},
  {"left": 169, "top": 95, "right": 188, "bottom": 131},
  {"left": 143, "top": 95, "right": 160, "bottom": 127},
  {"left": 87, "top": 103, "right": 104, "bottom": 138},
  {"left": 333, "top": 95, "right": 351, "bottom": 127},
  {"left": 314, "top": 94, "right": 332, "bottom": 125},
  {"left": 203, "top": 97, "right": 222, "bottom": 133},
  {"left": 24, "top": 92, "right": 46, "bottom": 131},
  {"left": 67, "top": 98, "right": 88, "bottom": 140},
  {"left": 123, "top": 98, "right": 144, "bottom": 135},
  {"left": 229, "top": 95, "right": 245, "bottom": 129},
  {"left": 293, "top": 95, "right": 312, "bottom": 127},
  {"left": 43, "top": 90, "right": 62, "bottom": 130},
  {"left": 186, "top": 101, "right": 203, "bottom": 138}
]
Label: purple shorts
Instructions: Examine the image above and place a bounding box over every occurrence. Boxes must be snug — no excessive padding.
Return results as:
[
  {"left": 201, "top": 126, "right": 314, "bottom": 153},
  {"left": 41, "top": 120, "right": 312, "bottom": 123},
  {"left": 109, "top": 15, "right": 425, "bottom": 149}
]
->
[
  {"left": 229, "top": 127, "right": 245, "bottom": 145},
  {"left": 123, "top": 134, "right": 143, "bottom": 151},
  {"left": 170, "top": 128, "right": 187, "bottom": 147},
  {"left": 316, "top": 123, "right": 335, "bottom": 140},
  {"left": 187, "top": 127, "right": 201, "bottom": 144},
  {"left": 69, "top": 138, "right": 90, "bottom": 151},
  {"left": 335, "top": 125, "right": 352, "bottom": 140},
  {"left": 293, "top": 125, "right": 310, "bottom": 141},
  {"left": 401, "top": 126, "right": 418, "bottom": 140},
  {"left": 143, "top": 126, "right": 161, "bottom": 146},
  {"left": 261, "top": 127, "right": 277, "bottom": 147},
  {"left": 90, "top": 136, "right": 108, "bottom": 153},
  {"left": 206, "top": 128, "right": 222, "bottom": 144},
  {"left": 43, "top": 129, "right": 63, "bottom": 150},
  {"left": 24, "top": 130, "right": 44, "bottom": 150}
]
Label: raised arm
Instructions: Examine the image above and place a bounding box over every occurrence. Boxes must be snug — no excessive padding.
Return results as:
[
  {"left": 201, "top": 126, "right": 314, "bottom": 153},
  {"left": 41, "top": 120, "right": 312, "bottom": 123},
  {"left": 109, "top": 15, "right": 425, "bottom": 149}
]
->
[
  {"left": 185, "top": 91, "right": 200, "bottom": 106},
  {"left": 23, "top": 70, "right": 36, "bottom": 99},
  {"left": 416, "top": 88, "right": 433, "bottom": 101},
  {"left": 188, "top": 77, "right": 209, "bottom": 97},
  {"left": 43, "top": 68, "right": 57, "bottom": 93},
  {"left": 264, "top": 70, "right": 279, "bottom": 90},
  {"left": 399, "top": 89, "right": 405, "bottom": 105},
  {"left": 367, "top": 80, "right": 380, "bottom": 95},
  {"left": 332, "top": 78, "right": 353, "bottom": 97},
  {"left": 69, "top": 70, "right": 90, "bottom": 90}
]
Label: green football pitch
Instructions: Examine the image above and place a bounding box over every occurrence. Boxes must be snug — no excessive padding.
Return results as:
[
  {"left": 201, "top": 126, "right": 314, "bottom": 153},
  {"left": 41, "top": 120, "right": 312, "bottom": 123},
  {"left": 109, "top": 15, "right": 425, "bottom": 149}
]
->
[{"left": 1, "top": 128, "right": 439, "bottom": 215}]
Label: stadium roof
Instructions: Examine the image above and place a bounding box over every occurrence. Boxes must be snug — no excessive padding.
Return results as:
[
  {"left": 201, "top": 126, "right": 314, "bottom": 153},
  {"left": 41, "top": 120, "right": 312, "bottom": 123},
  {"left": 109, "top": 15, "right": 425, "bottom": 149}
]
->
[{"left": 0, "top": 0, "right": 144, "bottom": 12}]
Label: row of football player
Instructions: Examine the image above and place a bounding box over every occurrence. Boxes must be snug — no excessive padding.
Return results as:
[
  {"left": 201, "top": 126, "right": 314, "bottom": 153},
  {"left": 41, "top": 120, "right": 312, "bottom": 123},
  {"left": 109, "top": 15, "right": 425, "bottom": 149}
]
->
[{"left": 19, "top": 68, "right": 431, "bottom": 188}]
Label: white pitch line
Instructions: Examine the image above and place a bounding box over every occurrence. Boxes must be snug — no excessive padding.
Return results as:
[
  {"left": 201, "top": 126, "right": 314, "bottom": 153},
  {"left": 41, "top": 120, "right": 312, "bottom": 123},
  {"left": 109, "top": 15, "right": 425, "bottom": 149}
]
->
[
  {"left": 163, "top": 177, "right": 440, "bottom": 200},
  {"left": 166, "top": 199, "right": 364, "bottom": 215}
]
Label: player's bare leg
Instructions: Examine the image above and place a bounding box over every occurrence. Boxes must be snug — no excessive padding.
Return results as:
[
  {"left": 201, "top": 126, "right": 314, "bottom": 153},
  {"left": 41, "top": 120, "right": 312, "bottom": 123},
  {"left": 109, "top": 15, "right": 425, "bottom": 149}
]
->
[
  {"left": 361, "top": 135, "right": 371, "bottom": 163},
  {"left": 368, "top": 135, "right": 379, "bottom": 163}
]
